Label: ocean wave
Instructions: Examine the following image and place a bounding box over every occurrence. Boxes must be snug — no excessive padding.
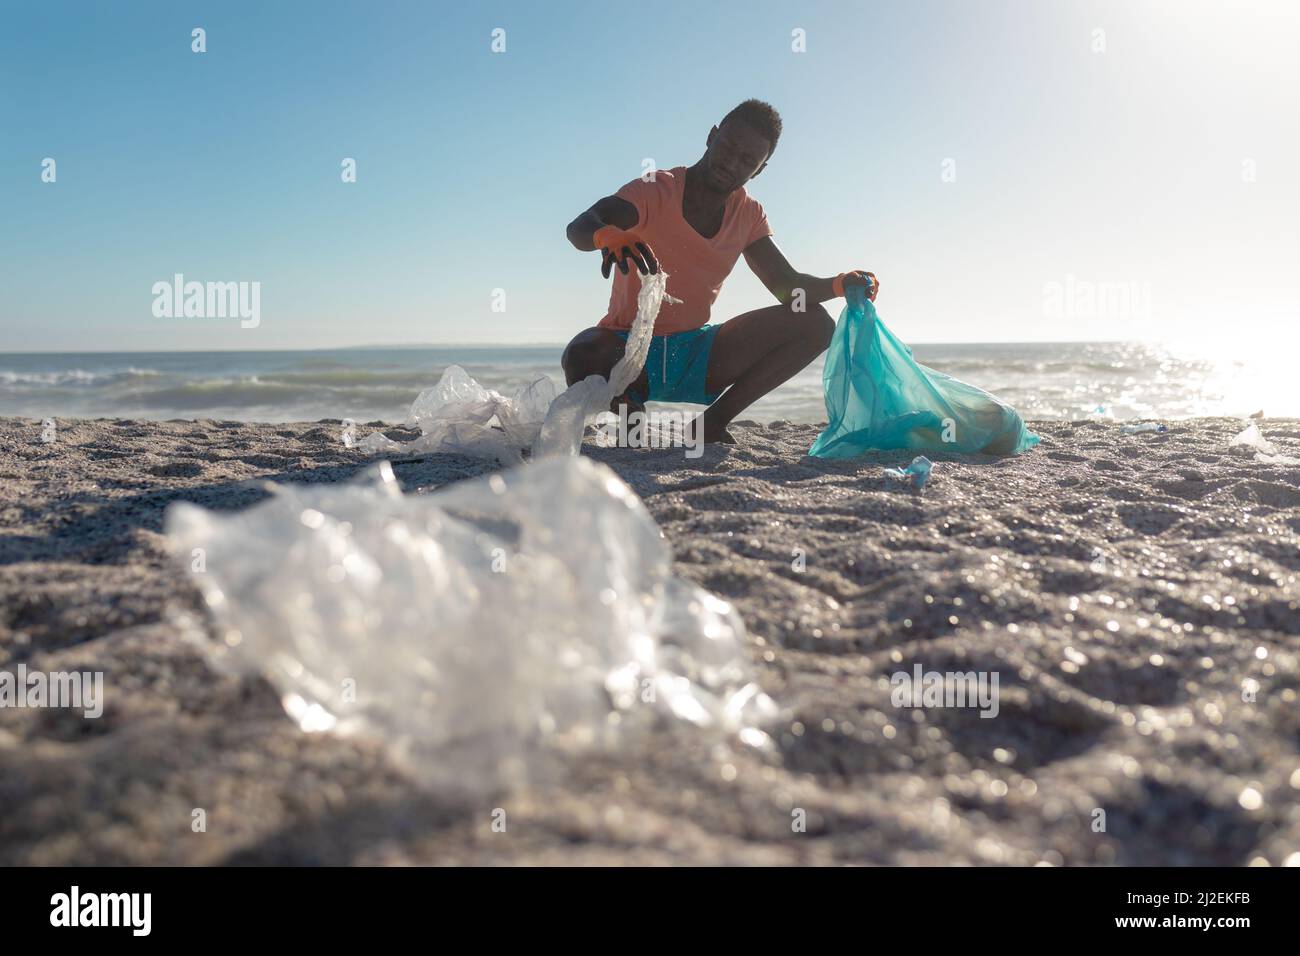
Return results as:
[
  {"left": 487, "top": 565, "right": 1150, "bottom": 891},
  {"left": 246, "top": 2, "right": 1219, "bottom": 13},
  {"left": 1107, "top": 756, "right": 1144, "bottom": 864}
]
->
[
  {"left": 0, "top": 361, "right": 568, "bottom": 420},
  {"left": 918, "top": 358, "right": 1211, "bottom": 378},
  {"left": 2, "top": 345, "right": 1291, "bottom": 424},
  {"left": 0, "top": 367, "right": 163, "bottom": 387},
  {"left": 258, "top": 370, "right": 475, "bottom": 388},
  {"left": 124, "top": 379, "right": 425, "bottom": 410},
  {"left": 0, "top": 369, "right": 100, "bottom": 386}
]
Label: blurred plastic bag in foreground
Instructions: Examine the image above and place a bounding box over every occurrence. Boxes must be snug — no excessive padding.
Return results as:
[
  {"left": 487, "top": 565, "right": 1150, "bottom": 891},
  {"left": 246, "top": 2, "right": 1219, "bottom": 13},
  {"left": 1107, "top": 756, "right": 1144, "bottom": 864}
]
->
[
  {"left": 165, "top": 454, "right": 775, "bottom": 794},
  {"left": 362, "top": 272, "right": 677, "bottom": 463},
  {"left": 810, "top": 289, "right": 1040, "bottom": 458}
]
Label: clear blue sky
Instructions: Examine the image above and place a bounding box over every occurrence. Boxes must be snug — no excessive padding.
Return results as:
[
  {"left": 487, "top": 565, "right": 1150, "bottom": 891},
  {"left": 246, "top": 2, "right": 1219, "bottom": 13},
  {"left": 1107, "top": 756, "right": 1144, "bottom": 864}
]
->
[{"left": 2, "top": 0, "right": 1296, "bottom": 351}]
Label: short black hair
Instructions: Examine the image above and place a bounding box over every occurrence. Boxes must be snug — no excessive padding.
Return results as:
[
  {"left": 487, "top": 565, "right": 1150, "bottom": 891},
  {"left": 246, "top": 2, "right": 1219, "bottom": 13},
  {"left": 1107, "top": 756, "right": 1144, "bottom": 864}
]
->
[{"left": 719, "top": 99, "right": 782, "bottom": 157}]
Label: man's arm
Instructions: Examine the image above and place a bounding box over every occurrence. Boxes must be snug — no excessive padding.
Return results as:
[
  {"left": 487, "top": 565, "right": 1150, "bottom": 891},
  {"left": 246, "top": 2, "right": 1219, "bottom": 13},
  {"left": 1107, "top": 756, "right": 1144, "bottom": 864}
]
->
[
  {"left": 566, "top": 195, "right": 639, "bottom": 251},
  {"left": 744, "top": 236, "right": 878, "bottom": 305},
  {"left": 743, "top": 237, "right": 837, "bottom": 305}
]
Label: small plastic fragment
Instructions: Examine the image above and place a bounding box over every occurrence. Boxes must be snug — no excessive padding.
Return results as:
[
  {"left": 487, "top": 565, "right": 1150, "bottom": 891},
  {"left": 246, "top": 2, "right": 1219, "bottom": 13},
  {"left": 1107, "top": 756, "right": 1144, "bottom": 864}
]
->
[
  {"left": 1230, "top": 422, "right": 1277, "bottom": 456},
  {"left": 883, "top": 455, "right": 933, "bottom": 490}
]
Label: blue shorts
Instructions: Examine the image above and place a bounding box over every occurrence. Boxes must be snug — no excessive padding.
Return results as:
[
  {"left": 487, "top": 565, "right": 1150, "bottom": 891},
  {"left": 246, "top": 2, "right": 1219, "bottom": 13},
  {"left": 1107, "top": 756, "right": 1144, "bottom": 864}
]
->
[{"left": 614, "top": 325, "right": 722, "bottom": 406}]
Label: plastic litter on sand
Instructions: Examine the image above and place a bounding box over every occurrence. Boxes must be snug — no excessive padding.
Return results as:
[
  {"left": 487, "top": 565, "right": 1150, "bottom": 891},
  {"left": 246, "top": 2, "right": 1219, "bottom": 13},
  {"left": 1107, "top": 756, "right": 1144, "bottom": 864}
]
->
[
  {"left": 883, "top": 455, "right": 933, "bottom": 490},
  {"left": 165, "top": 454, "right": 778, "bottom": 794},
  {"left": 361, "top": 272, "right": 679, "bottom": 464},
  {"left": 1230, "top": 421, "right": 1277, "bottom": 456},
  {"left": 358, "top": 366, "right": 558, "bottom": 465},
  {"left": 1229, "top": 420, "right": 1299, "bottom": 464}
]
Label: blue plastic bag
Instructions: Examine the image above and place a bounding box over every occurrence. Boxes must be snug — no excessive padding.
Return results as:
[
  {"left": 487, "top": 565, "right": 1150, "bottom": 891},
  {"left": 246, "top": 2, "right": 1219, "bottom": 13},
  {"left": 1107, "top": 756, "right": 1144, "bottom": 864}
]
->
[{"left": 810, "top": 289, "right": 1039, "bottom": 458}]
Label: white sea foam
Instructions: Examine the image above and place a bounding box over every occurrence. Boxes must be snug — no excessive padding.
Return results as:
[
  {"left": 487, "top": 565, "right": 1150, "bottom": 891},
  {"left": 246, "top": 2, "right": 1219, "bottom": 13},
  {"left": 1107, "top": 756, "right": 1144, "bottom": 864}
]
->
[{"left": 0, "top": 369, "right": 101, "bottom": 386}]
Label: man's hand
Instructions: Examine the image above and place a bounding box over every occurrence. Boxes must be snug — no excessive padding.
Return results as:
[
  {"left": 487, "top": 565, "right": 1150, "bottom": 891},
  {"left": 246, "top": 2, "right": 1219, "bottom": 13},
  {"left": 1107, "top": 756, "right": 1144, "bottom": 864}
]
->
[
  {"left": 833, "top": 270, "right": 879, "bottom": 302},
  {"left": 593, "top": 226, "right": 659, "bottom": 278}
]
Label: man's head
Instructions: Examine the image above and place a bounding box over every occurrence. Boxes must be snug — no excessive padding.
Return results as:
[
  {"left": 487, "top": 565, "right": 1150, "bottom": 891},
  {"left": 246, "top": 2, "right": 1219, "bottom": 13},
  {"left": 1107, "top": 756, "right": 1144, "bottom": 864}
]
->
[{"left": 702, "top": 99, "right": 782, "bottom": 194}]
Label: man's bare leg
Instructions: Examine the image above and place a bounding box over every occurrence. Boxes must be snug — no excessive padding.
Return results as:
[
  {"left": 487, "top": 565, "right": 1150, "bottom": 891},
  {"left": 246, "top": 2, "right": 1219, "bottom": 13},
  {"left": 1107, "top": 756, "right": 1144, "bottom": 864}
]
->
[
  {"left": 561, "top": 327, "right": 648, "bottom": 415},
  {"left": 701, "top": 301, "right": 834, "bottom": 442}
]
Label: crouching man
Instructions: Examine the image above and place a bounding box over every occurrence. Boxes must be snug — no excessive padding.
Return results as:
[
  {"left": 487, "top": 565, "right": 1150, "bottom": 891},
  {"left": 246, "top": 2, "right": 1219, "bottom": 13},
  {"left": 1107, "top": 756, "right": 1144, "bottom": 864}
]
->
[{"left": 562, "top": 98, "right": 877, "bottom": 444}]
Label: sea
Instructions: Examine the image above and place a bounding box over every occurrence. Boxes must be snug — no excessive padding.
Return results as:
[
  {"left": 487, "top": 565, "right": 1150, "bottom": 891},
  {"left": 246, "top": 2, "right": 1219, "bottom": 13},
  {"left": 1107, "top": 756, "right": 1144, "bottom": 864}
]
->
[{"left": 1, "top": 341, "right": 1293, "bottom": 425}]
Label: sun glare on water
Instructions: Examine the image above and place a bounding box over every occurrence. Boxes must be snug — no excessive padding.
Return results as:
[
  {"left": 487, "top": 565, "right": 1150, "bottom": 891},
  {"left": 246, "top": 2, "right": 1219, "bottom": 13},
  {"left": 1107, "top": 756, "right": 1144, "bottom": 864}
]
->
[{"left": 1159, "top": 333, "right": 1300, "bottom": 420}]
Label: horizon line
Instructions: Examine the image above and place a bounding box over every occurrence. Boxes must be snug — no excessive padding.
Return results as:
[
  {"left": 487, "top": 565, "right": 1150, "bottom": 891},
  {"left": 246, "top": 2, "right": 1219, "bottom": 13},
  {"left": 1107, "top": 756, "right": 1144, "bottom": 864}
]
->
[{"left": 4, "top": 338, "right": 1142, "bottom": 356}]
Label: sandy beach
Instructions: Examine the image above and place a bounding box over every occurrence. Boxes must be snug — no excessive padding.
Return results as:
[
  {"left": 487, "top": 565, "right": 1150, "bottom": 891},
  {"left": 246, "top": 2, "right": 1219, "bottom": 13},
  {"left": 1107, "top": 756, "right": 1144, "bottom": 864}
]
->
[{"left": 1, "top": 414, "right": 1297, "bottom": 866}]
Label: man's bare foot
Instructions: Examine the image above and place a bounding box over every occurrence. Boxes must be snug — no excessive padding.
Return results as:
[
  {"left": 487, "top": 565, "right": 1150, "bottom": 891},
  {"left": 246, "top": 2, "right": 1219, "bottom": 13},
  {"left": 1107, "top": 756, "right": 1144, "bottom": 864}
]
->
[
  {"left": 610, "top": 392, "right": 645, "bottom": 417},
  {"left": 700, "top": 415, "right": 736, "bottom": 444}
]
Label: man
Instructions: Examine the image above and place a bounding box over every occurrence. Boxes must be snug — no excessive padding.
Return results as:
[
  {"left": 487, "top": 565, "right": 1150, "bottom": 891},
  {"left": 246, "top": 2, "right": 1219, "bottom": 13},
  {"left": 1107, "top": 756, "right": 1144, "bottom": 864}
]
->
[{"left": 563, "top": 98, "right": 877, "bottom": 444}]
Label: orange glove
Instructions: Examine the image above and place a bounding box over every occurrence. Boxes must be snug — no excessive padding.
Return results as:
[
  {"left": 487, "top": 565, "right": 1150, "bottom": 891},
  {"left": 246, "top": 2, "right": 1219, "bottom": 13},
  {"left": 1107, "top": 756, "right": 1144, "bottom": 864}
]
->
[
  {"left": 832, "top": 270, "right": 878, "bottom": 302},
  {"left": 593, "top": 226, "right": 659, "bottom": 278}
]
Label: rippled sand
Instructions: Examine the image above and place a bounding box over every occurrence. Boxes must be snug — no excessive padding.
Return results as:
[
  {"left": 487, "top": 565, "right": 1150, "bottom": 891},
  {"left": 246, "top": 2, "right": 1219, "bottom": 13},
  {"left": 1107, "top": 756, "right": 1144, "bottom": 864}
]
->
[{"left": 1, "top": 415, "right": 1297, "bottom": 865}]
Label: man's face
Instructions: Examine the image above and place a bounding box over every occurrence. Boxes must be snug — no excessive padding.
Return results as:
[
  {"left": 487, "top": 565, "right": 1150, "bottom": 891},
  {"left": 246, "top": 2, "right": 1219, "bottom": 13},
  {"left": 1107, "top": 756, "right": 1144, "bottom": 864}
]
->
[{"left": 703, "top": 119, "right": 770, "bottom": 193}]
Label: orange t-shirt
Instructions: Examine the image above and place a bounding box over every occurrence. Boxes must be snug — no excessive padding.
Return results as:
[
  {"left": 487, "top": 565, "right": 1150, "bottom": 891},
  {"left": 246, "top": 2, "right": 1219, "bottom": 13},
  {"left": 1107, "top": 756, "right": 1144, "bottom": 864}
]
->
[{"left": 597, "top": 166, "right": 773, "bottom": 334}]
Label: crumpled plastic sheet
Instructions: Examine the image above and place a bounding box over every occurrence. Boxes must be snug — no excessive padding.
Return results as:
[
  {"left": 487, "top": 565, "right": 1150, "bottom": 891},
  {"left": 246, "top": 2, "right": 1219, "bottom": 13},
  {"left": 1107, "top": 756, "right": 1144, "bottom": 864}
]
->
[
  {"left": 362, "top": 272, "right": 678, "bottom": 464},
  {"left": 1230, "top": 421, "right": 1278, "bottom": 456},
  {"left": 357, "top": 366, "right": 558, "bottom": 465},
  {"left": 1229, "top": 421, "right": 1300, "bottom": 465},
  {"left": 165, "top": 453, "right": 777, "bottom": 794}
]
